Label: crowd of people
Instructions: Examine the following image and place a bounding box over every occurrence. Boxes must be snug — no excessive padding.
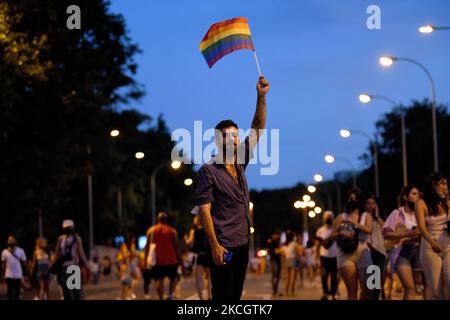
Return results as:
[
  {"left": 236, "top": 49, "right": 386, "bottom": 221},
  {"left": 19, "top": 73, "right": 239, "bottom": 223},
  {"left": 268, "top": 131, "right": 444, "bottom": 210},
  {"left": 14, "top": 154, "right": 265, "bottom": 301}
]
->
[{"left": 266, "top": 172, "right": 450, "bottom": 300}]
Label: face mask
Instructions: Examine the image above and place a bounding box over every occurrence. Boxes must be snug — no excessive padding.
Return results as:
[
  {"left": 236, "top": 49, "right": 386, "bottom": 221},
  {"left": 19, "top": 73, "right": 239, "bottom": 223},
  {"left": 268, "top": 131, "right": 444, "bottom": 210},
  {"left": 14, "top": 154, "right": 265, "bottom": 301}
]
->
[
  {"left": 63, "top": 228, "right": 74, "bottom": 235},
  {"left": 348, "top": 200, "right": 359, "bottom": 210},
  {"left": 407, "top": 201, "right": 415, "bottom": 211},
  {"left": 325, "top": 219, "right": 332, "bottom": 226}
]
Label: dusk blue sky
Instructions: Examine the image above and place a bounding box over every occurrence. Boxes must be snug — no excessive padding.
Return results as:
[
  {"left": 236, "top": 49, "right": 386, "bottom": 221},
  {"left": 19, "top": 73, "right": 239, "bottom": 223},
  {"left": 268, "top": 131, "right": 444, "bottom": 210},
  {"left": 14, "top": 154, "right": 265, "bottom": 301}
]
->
[{"left": 110, "top": 0, "right": 450, "bottom": 191}]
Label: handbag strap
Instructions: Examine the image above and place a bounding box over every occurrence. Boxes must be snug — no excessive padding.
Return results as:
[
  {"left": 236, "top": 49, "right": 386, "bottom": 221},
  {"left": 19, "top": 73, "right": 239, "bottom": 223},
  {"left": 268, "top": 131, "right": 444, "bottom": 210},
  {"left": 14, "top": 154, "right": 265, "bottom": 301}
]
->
[{"left": 8, "top": 248, "right": 24, "bottom": 262}]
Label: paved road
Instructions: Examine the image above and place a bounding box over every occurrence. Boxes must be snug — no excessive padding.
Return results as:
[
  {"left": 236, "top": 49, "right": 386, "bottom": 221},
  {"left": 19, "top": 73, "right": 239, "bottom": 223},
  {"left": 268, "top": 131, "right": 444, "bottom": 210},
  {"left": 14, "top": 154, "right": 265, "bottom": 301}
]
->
[{"left": 1, "top": 271, "right": 418, "bottom": 300}]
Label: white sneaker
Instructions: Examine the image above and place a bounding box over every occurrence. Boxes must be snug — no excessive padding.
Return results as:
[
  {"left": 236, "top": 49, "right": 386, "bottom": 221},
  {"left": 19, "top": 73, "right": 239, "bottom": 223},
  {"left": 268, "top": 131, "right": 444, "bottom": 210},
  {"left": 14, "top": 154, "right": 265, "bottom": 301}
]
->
[
  {"left": 130, "top": 294, "right": 137, "bottom": 300},
  {"left": 144, "top": 294, "right": 151, "bottom": 299}
]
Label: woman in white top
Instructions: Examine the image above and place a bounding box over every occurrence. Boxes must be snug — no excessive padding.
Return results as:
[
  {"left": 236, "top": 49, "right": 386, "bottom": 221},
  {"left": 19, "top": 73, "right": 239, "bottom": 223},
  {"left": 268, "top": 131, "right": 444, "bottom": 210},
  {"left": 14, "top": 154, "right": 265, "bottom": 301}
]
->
[
  {"left": 365, "top": 194, "right": 386, "bottom": 300},
  {"left": 382, "top": 185, "right": 422, "bottom": 300},
  {"left": 332, "top": 189, "right": 373, "bottom": 300},
  {"left": 281, "top": 230, "right": 302, "bottom": 296},
  {"left": 415, "top": 172, "right": 450, "bottom": 300}
]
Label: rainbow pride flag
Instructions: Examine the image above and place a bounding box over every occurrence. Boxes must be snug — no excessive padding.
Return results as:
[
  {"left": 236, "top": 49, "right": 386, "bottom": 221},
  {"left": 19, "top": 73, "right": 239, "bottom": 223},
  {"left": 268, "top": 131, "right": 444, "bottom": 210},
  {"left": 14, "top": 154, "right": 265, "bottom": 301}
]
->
[{"left": 200, "top": 17, "right": 254, "bottom": 68}]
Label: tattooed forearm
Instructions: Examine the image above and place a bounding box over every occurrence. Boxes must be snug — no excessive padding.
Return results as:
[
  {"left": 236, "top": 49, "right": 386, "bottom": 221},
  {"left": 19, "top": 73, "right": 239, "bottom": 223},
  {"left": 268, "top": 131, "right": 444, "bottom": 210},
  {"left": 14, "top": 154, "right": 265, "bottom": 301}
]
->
[{"left": 251, "top": 94, "right": 266, "bottom": 133}]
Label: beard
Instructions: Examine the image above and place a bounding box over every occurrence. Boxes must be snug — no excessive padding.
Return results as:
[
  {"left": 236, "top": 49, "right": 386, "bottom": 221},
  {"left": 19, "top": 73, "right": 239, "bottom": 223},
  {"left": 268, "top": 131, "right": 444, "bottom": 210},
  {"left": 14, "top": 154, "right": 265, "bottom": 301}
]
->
[{"left": 223, "top": 144, "right": 238, "bottom": 163}]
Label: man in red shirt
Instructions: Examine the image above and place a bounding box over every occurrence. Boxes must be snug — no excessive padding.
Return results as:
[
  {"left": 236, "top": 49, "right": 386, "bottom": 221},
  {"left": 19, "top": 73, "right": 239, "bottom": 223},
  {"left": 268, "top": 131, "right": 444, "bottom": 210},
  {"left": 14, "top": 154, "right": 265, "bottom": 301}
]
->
[{"left": 145, "top": 212, "right": 181, "bottom": 300}]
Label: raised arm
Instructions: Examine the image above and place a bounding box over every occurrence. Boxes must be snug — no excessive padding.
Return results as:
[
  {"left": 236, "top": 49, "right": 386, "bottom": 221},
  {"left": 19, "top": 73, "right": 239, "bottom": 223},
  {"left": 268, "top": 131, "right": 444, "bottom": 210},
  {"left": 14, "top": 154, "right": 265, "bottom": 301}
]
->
[{"left": 248, "top": 76, "right": 269, "bottom": 150}]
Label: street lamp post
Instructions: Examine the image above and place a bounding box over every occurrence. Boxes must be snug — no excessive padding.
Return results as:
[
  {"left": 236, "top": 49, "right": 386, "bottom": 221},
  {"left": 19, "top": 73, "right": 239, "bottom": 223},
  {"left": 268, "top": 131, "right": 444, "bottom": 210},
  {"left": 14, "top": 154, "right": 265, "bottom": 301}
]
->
[
  {"left": 419, "top": 25, "right": 450, "bottom": 34},
  {"left": 379, "top": 56, "right": 438, "bottom": 172},
  {"left": 110, "top": 129, "right": 124, "bottom": 234},
  {"left": 87, "top": 145, "right": 94, "bottom": 256},
  {"left": 150, "top": 161, "right": 181, "bottom": 226},
  {"left": 358, "top": 94, "right": 408, "bottom": 186},
  {"left": 340, "top": 128, "right": 379, "bottom": 196}
]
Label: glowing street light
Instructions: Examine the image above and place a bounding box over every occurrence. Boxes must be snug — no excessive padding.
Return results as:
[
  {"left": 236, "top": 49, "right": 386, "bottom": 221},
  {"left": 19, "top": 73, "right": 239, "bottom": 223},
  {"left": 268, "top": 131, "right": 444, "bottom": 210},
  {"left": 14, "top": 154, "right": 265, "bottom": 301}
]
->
[
  {"left": 249, "top": 201, "right": 254, "bottom": 210},
  {"left": 308, "top": 211, "right": 316, "bottom": 218},
  {"left": 294, "top": 200, "right": 302, "bottom": 209},
  {"left": 314, "top": 207, "right": 322, "bottom": 214},
  {"left": 340, "top": 129, "right": 351, "bottom": 138},
  {"left": 308, "top": 201, "right": 316, "bottom": 208},
  {"left": 110, "top": 129, "right": 120, "bottom": 137},
  {"left": 135, "top": 152, "right": 145, "bottom": 159},
  {"left": 307, "top": 185, "right": 316, "bottom": 193},
  {"left": 418, "top": 24, "right": 450, "bottom": 34},
  {"left": 314, "top": 174, "right": 323, "bottom": 182},
  {"left": 302, "top": 195, "right": 311, "bottom": 202},
  {"left": 358, "top": 94, "right": 372, "bottom": 104},
  {"left": 324, "top": 154, "right": 335, "bottom": 163},
  {"left": 171, "top": 160, "right": 181, "bottom": 169},
  {"left": 379, "top": 56, "right": 394, "bottom": 67},
  {"left": 250, "top": 227, "right": 255, "bottom": 234},
  {"left": 184, "top": 178, "right": 193, "bottom": 186},
  {"left": 419, "top": 25, "right": 434, "bottom": 34}
]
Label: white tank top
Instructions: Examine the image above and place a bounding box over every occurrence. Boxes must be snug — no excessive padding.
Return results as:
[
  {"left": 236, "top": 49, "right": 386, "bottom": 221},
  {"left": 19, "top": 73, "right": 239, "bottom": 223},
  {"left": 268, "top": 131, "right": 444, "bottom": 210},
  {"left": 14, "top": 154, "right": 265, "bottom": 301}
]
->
[
  {"left": 402, "top": 208, "right": 417, "bottom": 230},
  {"left": 284, "top": 242, "right": 297, "bottom": 259}
]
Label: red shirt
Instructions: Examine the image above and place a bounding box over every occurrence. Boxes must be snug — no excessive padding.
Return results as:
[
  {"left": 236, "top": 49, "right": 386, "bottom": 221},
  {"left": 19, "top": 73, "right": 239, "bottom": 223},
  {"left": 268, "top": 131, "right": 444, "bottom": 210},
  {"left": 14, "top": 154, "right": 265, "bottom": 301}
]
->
[{"left": 147, "top": 224, "right": 178, "bottom": 266}]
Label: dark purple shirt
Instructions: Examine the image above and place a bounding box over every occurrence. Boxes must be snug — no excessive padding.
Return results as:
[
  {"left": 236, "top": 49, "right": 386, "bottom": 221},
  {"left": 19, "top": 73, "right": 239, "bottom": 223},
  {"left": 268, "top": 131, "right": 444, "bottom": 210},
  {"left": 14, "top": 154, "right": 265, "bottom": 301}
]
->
[{"left": 195, "top": 138, "right": 253, "bottom": 248}]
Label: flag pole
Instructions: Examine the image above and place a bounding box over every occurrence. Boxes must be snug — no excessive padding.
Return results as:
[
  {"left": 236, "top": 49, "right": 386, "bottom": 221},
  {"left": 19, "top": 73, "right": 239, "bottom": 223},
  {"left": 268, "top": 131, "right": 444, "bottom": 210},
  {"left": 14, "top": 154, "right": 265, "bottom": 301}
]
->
[{"left": 253, "top": 50, "right": 262, "bottom": 77}]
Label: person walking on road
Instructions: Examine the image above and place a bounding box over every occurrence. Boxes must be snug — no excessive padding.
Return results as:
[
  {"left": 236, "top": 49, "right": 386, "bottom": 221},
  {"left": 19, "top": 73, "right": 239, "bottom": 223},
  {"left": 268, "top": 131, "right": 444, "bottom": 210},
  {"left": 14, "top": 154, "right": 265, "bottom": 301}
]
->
[
  {"left": 184, "top": 215, "right": 211, "bottom": 300},
  {"left": 383, "top": 185, "right": 423, "bottom": 300},
  {"left": 266, "top": 230, "right": 282, "bottom": 297},
  {"left": 1, "top": 236, "right": 27, "bottom": 300},
  {"left": 332, "top": 188, "right": 373, "bottom": 300},
  {"left": 145, "top": 212, "right": 181, "bottom": 300},
  {"left": 415, "top": 173, "right": 450, "bottom": 300},
  {"left": 316, "top": 211, "right": 338, "bottom": 300},
  {"left": 365, "top": 194, "right": 387, "bottom": 300},
  {"left": 31, "top": 237, "right": 52, "bottom": 300},
  {"left": 52, "top": 219, "right": 87, "bottom": 300}
]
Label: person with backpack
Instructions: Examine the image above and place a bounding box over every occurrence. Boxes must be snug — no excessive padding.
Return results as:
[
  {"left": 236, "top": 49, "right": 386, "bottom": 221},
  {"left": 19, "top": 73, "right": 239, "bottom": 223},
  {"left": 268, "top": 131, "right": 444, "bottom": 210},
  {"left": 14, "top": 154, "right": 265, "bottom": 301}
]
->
[
  {"left": 316, "top": 211, "right": 338, "bottom": 300},
  {"left": 332, "top": 188, "right": 373, "bottom": 300},
  {"left": 1, "top": 236, "right": 27, "bottom": 300},
  {"left": 52, "top": 219, "right": 87, "bottom": 300}
]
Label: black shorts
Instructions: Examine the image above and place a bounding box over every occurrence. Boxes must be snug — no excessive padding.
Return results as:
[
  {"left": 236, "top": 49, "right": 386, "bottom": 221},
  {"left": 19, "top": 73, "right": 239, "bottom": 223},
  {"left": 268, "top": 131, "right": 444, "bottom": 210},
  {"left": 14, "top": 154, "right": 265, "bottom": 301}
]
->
[
  {"left": 151, "top": 265, "right": 178, "bottom": 280},
  {"left": 196, "top": 253, "right": 210, "bottom": 267}
]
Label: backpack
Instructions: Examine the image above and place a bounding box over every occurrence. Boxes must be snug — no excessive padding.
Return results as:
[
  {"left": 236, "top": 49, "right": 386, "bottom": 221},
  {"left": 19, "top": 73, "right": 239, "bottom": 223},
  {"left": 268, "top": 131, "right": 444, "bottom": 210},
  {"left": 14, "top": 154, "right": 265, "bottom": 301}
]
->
[{"left": 336, "top": 220, "right": 360, "bottom": 254}]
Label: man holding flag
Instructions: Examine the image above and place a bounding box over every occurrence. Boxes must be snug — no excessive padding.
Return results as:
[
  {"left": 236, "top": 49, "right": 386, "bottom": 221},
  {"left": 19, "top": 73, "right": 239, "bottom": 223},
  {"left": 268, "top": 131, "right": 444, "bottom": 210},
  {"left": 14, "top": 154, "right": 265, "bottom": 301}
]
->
[{"left": 194, "top": 75, "right": 269, "bottom": 301}]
